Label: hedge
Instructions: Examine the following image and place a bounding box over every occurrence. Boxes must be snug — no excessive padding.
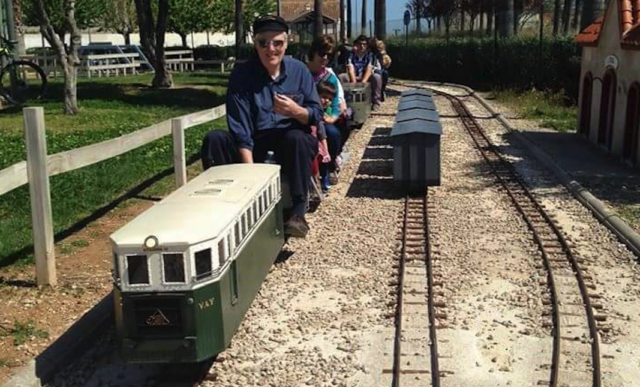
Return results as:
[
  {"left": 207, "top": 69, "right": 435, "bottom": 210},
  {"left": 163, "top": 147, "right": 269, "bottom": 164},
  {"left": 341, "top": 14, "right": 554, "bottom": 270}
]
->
[{"left": 386, "top": 36, "right": 582, "bottom": 101}]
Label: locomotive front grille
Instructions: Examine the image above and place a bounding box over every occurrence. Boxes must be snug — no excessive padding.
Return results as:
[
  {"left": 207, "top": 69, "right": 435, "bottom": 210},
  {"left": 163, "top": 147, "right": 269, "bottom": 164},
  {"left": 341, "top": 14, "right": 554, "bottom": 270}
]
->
[{"left": 131, "top": 296, "right": 184, "bottom": 338}]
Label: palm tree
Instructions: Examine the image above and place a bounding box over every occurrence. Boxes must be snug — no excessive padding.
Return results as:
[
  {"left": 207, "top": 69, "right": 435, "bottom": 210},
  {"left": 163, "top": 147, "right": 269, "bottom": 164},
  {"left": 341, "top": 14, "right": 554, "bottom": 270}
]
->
[
  {"left": 347, "top": 0, "right": 352, "bottom": 38},
  {"left": 235, "top": 0, "right": 242, "bottom": 58},
  {"left": 361, "top": 0, "right": 367, "bottom": 35},
  {"left": 375, "top": 0, "right": 386, "bottom": 39},
  {"left": 314, "top": 0, "right": 323, "bottom": 39},
  {"left": 340, "top": 0, "right": 346, "bottom": 40},
  {"left": 498, "top": 0, "right": 514, "bottom": 37}
]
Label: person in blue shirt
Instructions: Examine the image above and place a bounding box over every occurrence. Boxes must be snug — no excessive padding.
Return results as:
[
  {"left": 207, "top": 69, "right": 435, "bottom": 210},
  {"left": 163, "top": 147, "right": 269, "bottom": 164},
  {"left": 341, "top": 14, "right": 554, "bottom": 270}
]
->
[
  {"left": 201, "top": 16, "right": 323, "bottom": 238},
  {"left": 339, "top": 34, "right": 382, "bottom": 111}
]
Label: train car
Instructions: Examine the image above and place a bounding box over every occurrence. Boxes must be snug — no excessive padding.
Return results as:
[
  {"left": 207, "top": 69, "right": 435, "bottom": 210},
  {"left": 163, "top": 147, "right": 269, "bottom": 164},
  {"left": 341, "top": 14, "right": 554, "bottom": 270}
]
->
[
  {"left": 344, "top": 82, "right": 372, "bottom": 128},
  {"left": 110, "top": 164, "right": 285, "bottom": 363}
]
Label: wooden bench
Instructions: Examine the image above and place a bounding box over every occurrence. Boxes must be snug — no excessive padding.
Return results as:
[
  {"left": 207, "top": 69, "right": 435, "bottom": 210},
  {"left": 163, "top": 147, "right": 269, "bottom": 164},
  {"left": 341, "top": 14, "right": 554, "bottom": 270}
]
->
[
  {"left": 165, "top": 50, "right": 195, "bottom": 72},
  {"left": 81, "top": 53, "right": 139, "bottom": 78}
]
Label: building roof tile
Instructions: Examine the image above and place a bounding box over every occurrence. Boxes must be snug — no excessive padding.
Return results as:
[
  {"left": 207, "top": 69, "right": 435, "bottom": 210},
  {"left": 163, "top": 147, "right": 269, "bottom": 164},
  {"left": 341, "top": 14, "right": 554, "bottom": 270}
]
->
[
  {"left": 280, "top": 1, "right": 341, "bottom": 23},
  {"left": 575, "top": 0, "right": 640, "bottom": 48}
]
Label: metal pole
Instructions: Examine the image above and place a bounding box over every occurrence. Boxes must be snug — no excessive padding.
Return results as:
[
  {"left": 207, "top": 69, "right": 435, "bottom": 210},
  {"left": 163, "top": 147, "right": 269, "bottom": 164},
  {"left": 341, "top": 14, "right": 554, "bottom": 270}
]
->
[{"left": 277, "top": 0, "right": 281, "bottom": 16}]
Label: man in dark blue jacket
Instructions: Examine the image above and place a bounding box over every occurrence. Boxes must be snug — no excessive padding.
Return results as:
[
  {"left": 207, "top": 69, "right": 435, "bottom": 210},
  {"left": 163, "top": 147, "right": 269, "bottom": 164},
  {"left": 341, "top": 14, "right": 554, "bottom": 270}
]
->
[{"left": 201, "top": 16, "right": 323, "bottom": 238}]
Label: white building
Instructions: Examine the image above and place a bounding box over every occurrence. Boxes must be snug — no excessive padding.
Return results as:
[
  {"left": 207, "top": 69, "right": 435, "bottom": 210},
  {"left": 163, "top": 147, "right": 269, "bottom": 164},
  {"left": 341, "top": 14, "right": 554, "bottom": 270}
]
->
[{"left": 576, "top": 0, "right": 640, "bottom": 165}]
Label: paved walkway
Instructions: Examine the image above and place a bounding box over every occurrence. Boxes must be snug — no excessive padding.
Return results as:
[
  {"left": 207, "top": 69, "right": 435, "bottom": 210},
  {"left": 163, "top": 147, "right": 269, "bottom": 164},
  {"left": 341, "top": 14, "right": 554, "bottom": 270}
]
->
[{"left": 520, "top": 130, "right": 640, "bottom": 221}]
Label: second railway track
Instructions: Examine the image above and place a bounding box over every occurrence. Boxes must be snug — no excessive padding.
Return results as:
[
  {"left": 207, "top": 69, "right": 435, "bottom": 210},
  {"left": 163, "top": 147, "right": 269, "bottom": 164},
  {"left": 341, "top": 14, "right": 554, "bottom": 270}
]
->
[{"left": 428, "top": 85, "right": 604, "bottom": 387}]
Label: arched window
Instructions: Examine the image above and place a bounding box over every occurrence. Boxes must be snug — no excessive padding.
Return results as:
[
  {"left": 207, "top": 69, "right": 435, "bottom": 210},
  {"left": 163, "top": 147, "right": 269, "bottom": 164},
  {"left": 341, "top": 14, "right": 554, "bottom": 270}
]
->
[
  {"left": 623, "top": 83, "right": 640, "bottom": 165},
  {"left": 598, "top": 69, "right": 617, "bottom": 151},
  {"left": 579, "top": 73, "right": 593, "bottom": 136}
]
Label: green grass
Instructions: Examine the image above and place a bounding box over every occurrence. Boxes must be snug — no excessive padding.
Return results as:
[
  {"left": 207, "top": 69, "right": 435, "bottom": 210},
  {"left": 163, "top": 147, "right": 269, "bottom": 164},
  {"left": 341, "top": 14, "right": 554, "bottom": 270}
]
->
[
  {"left": 1, "top": 320, "right": 49, "bottom": 346},
  {"left": 491, "top": 89, "right": 578, "bottom": 133},
  {"left": 618, "top": 204, "right": 640, "bottom": 231},
  {"left": 0, "top": 71, "right": 229, "bottom": 268}
]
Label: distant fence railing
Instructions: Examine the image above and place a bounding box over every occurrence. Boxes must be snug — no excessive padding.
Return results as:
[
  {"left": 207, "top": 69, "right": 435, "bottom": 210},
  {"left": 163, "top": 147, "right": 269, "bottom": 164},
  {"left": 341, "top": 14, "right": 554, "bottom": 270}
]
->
[
  {"left": 0, "top": 104, "right": 227, "bottom": 286},
  {"left": 165, "top": 50, "right": 194, "bottom": 72},
  {"left": 23, "top": 53, "right": 141, "bottom": 78}
]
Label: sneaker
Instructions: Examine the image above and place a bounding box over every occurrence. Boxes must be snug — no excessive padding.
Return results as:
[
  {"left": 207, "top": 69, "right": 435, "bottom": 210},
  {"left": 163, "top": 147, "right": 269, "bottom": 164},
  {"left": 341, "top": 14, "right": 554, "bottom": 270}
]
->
[
  {"left": 329, "top": 172, "right": 339, "bottom": 185},
  {"left": 335, "top": 155, "right": 343, "bottom": 169},
  {"left": 284, "top": 214, "right": 309, "bottom": 238}
]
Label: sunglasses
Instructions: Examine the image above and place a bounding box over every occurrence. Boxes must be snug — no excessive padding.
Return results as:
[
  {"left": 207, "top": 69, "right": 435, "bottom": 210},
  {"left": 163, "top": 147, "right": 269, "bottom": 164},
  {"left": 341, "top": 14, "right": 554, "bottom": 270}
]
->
[{"left": 257, "top": 39, "right": 285, "bottom": 49}]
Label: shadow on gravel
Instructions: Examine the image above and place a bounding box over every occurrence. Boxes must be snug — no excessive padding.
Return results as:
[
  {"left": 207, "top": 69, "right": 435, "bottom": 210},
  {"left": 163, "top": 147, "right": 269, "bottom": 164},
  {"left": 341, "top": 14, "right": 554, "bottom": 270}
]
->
[
  {"left": 34, "top": 293, "right": 114, "bottom": 386},
  {"left": 346, "top": 126, "right": 403, "bottom": 200}
]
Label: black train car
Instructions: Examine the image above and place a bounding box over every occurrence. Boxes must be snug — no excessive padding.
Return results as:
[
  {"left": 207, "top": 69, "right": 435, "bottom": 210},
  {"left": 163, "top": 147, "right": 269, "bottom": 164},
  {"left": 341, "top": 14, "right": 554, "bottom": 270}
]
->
[{"left": 391, "top": 89, "right": 442, "bottom": 192}]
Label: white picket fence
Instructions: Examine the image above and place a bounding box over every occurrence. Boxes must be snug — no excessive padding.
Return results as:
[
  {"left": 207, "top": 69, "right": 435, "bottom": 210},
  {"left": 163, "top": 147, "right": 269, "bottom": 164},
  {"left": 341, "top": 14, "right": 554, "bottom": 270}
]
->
[{"left": 0, "top": 104, "right": 227, "bottom": 286}]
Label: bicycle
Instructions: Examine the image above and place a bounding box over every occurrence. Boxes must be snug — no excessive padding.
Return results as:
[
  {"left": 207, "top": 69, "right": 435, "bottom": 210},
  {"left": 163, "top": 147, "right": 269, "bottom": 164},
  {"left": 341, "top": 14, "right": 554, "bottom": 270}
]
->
[{"left": 0, "top": 36, "right": 47, "bottom": 104}]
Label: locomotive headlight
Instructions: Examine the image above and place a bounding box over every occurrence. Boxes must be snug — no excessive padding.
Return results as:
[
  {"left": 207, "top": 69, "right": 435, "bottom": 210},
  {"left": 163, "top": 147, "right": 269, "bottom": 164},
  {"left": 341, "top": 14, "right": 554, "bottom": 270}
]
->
[{"left": 144, "top": 236, "right": 159, "bottom": 249}]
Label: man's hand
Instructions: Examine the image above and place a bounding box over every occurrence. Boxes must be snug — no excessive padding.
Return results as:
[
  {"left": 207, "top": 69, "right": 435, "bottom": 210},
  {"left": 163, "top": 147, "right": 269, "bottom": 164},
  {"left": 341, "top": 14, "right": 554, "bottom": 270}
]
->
[
  {"left": 238, "top": 148, "right": 253, "bottom": 163},
  {"left": 274, "top": 94, "right": 301, "bottom": 117},
  {"left": 274, "top": 94, "right": 309, "bottom": 124},
  {"left": 324, "top": 114, "right": 338, "bottom": 124}
]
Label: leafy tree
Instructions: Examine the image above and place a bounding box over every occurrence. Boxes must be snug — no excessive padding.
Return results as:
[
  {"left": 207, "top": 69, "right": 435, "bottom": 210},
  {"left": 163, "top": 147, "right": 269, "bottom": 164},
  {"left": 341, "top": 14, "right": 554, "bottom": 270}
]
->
[
  {"left": 167, "top": 0, "right": 216, "bottom": 47},
  {"left": 23, "top": 0, "right": 106, "bottom": 42},
  {"left": 102, "top": 0, "right": 137, "bottom": 45},
  {"left": 213, "top": 0, "right": 275, "bottom": 38},
  {"left": 30, "top": 0, "right": 84, "bottom": 114},
  {"left": 405, "top": 0, "right": 427, "bottom": 35}
]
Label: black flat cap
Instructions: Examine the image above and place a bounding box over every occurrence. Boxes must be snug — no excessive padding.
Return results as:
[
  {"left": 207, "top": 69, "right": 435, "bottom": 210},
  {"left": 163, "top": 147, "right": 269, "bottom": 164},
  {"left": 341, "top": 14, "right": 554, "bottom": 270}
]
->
[{"left": 253, "top": 15, "right": 289, "bottom": 35}]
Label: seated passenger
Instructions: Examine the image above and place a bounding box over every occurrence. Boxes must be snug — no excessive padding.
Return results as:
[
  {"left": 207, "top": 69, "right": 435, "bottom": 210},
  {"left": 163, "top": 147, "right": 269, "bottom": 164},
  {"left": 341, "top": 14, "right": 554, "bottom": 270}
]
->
[
  {"left": 339, "top": 34, "right": 382, "bottom": 111},
  {"left": 201, "top": 16, "right": 323, "bottom": 238},
  {"left": 369, "top": 37, "right": 391, "bottom": 102},
  {"left": 316, "top": 81, "right": 341, "bottom": 190}
]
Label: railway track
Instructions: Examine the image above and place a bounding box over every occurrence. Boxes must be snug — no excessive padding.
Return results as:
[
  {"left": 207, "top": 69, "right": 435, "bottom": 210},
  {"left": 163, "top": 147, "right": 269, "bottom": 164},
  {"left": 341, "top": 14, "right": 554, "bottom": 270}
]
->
[
  {"left": 421, "top": 85, "right": 603, "bottom": 387},
  {"left": 387, "top": 193, "right": 444, "bottom": 386}
]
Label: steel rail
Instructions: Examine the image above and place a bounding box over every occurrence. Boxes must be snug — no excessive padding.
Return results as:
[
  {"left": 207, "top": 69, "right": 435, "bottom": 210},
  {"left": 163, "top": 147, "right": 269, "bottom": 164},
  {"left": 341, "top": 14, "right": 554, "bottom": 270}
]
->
[
  {"left": 423, "top": 192, "right": 441, "bottom": 387},
  {"left": 428, "top": 86, "right": 601, "bottom": 387},
  {"left": 393, "top": 194, "right": 441, "bottom": 387},
  {"left": 392, "top": 197, "right": 409, "bottom": 387}
]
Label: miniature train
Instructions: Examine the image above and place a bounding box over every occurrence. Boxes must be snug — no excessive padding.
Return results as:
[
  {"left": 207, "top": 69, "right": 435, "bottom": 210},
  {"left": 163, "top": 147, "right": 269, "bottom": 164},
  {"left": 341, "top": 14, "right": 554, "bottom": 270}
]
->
[{"left": 110, "top": 164, "right": 285, "bottom": 363}]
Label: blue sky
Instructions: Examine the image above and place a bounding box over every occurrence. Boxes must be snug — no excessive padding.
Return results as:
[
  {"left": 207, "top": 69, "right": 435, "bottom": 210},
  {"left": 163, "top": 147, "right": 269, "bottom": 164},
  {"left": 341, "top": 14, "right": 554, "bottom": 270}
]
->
[{"left": 348, "top": 0, "right": 407, "bottom": 22}]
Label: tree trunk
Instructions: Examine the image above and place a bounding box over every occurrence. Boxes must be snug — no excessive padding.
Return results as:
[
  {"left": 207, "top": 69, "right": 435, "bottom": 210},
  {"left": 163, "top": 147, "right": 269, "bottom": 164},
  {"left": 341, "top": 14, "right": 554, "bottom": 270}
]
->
[
  {"left": 487, "top": 4, "right": 494, "bottom": 35},
  {"left": 514, "top": 0, "right": 523, "bottom": 35},
  {"left": 572, "top": 0, "right": 582, "bottom": 30},
  {"left": 314, "top": 0, "right": 323, "bottom": 39},
  {"left": 562, "top": 0, "right": 574, "bottom": 34},
  {"left": 347, "top": 0, "right": 352, "bottom": 39},
  {"left": 499, "top": 0, "right": 514, "bottom": 38},
  {"left": 135, "top": 0, "right": 157, "bottom": 65},
  {"left": 460, "top": 9, "right": 465, "bottom": 31},
  {"left": 180, "top": 33, "right": 188, "bottom": 47},
  {"left": 553, "top": 0, "right": 561, "bottom": 34},
  {"left": 34, "top": 0, "right": 81, "bottom": 114},
  {"left": 63, "top": 66, "right": 78, "bottom": 114},
  {"left": 152, "top": 0, "right": 172, "bottom": 88},
  {"left": 234, "top": 0, "right": 243, "bottom": 58},
  {"left": 361, "top": 0, "right": 366, "bottom": 35},
  {"left": 375, "top": 0, "right": 386, "bottom": 39},
  {"left": 340, "top": 0, "right": 346, "bottom": 40},
  {"left": 124, "top": 32, "right": 131, "bottom": 45}
]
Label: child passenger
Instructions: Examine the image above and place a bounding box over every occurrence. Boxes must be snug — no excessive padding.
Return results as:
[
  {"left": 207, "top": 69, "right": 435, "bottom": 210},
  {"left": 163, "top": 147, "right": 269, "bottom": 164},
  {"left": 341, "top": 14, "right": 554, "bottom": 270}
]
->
[{"left": 316, "top": 81, "right": 342, "bottom": 192}]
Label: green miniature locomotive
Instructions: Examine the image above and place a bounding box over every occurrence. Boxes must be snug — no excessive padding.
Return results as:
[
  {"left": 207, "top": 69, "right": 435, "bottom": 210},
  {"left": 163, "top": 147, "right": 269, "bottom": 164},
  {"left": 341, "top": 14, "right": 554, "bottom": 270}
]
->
[{"left": 110, "top": 164, "right": 285, "bottom": 363}]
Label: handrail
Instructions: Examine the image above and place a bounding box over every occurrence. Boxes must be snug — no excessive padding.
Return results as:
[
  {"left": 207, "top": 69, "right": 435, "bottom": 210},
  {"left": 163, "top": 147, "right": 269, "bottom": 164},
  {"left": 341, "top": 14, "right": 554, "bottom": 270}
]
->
[{"left": 0, "top": 104, "right": 226, "bottom": 196}]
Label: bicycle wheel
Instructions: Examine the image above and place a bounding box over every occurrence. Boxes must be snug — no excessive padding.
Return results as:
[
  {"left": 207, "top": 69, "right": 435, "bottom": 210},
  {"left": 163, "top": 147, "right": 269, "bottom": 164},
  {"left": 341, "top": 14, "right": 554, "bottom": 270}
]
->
[{"left": 0, "top": 60, "right": 47, "bottom": 104}]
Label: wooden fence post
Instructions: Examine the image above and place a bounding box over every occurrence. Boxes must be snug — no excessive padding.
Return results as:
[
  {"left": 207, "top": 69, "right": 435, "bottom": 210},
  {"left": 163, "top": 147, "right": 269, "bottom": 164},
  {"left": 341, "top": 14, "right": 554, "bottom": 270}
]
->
[
  {"left": 24, "top": 107, "right": 56, "bottom": 287},
  {"left": 172, "top": 118, "right": 187, "bottom": 188}
]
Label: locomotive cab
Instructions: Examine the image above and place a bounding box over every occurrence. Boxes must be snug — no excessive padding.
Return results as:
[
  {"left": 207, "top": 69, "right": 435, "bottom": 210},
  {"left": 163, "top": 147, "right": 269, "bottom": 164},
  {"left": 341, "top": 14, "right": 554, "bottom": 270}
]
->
[{"left": 111, "top": 164, "right": 285, "bottom": 363}]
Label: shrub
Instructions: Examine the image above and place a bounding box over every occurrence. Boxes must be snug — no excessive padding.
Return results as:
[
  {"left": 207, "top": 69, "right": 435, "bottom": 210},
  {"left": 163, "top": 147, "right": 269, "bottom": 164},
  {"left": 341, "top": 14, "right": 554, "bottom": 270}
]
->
[{"left": 386, "top": 36, "right": 582, "bottom": 101}]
